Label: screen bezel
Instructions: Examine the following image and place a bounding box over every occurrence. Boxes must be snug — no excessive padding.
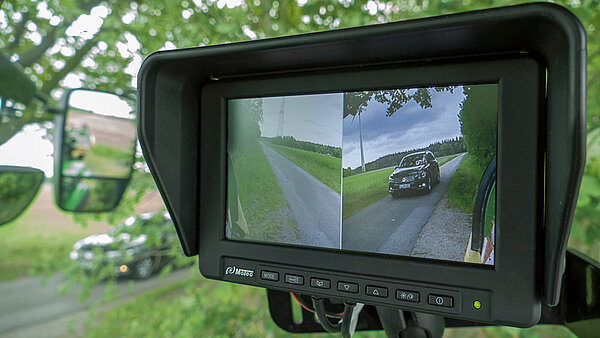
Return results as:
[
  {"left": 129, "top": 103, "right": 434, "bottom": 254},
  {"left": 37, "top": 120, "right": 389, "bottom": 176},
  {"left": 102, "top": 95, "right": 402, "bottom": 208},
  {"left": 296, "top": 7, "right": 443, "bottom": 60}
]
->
[{"left": 199, "top": 56, "right": 543, "bottom": 325}]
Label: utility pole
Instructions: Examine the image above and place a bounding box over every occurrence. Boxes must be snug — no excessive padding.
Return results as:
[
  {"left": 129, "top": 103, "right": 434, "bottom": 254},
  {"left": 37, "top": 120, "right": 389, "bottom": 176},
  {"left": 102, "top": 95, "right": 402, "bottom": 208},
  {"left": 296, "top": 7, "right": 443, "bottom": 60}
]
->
[
  {"left": 276, "top": 97, "right": 285, "bottom": 137},
  {"left": 359, "top": 111, "right": 366, "bottom": 172}
]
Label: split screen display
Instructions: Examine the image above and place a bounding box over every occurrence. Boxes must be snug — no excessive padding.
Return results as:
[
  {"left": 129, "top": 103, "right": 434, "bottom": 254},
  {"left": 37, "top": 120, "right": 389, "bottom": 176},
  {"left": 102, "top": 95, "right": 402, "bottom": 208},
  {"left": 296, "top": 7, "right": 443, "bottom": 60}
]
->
[{"left": 226, "top": 84, "right": 497, "bottom": 265}]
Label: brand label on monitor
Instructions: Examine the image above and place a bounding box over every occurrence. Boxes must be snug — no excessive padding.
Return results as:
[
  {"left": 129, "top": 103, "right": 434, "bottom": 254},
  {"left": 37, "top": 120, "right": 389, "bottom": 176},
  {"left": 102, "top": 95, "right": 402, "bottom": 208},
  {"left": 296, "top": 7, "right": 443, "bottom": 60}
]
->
[{"left": 225, "top": 266, "right": 255, "bottom": 278}]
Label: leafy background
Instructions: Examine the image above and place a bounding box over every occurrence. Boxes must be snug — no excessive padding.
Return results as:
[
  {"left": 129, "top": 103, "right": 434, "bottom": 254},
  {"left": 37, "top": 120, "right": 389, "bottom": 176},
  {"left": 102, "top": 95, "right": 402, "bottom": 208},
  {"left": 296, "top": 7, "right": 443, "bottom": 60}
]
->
[{"left": 0, "top": 0, "right": 598, "bottom": 336}]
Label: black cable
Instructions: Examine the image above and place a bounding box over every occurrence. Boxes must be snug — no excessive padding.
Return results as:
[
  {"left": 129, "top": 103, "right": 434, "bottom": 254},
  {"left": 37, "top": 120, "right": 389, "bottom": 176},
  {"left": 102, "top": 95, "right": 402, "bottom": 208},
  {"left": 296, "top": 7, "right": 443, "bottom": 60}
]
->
[
  {"left": 340, "top": 302, "right": 356, "bottom": 338},
  {"left": 291, "top": 293, "right": 344, "bottom": 318},
  {"left": 312, "top": 297, "right": 342, "bottom": 333}
]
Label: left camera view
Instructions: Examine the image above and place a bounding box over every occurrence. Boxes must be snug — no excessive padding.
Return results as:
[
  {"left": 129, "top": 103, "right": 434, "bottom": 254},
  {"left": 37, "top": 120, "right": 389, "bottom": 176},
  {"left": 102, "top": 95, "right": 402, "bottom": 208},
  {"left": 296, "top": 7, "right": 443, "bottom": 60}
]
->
[{"left": 227, "top": 94, "right": 343, "bottom": 249}]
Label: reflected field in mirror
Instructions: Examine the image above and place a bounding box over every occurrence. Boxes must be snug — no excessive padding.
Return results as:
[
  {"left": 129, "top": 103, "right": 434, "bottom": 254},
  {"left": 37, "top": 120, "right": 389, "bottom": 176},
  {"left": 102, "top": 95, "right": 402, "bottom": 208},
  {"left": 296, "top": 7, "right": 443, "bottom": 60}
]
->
[
  {"left": 57, "top": 89, "right": 136, "bottom": 212},
  {"left": 0, "top": 166, "right": 44, "bottom": 225}
]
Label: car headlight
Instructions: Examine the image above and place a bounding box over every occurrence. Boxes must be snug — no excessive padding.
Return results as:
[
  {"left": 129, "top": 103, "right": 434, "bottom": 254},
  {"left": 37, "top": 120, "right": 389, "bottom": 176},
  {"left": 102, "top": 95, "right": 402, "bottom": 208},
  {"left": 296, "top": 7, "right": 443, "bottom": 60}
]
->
[{"left": 70, "top": 250, "right": 79, "bottom": 260}]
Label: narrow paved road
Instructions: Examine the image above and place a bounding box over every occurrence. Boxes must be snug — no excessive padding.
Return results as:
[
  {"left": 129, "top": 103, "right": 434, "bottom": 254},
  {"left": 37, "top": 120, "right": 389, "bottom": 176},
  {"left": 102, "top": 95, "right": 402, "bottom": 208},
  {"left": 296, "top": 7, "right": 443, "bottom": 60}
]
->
[
  {"left": 0, "top": 268, "right": 192, "bottom": 337},
  {"left": 262, "top": 144, "right": 341, "bottom": 249},
  {"left": 342, "top": 154, "right": 465, "bottom": 255}
]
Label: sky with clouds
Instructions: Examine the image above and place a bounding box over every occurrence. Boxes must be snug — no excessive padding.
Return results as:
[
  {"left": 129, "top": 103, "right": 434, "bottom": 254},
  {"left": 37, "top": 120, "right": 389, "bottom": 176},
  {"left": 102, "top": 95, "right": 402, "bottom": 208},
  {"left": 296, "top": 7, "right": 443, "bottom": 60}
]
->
[
  {"left": 259, "top": 93, "right": 343, "bottom": 148},
  {"left": 342, "top": 87, "right": 466, "bottom": 169}
]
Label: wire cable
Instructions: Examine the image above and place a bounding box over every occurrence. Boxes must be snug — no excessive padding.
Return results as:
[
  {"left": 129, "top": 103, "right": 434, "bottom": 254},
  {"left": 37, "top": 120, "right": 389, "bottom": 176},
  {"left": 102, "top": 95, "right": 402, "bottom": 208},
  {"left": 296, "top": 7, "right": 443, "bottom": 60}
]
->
[
  {"left": 291, "top": 293, "right": 344, "bottom": 318},
  {"left": 340, "top": 302, "right": 356, "bottom": 338},
  {"left": 312, "top": 297, "right": 342, "bottom": 332}
]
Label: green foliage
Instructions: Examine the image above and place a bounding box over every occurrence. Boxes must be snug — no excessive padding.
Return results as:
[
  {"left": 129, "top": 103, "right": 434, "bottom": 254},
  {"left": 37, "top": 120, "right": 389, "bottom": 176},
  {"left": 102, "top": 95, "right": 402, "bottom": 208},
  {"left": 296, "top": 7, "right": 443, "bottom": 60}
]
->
[
  {"left": 570, "top": 127, "right": 600, "bottom": 261},
  {"left": 85, "top": 275, "right": 387, "bottom": 338},
  {"left": 446, "top": 154, "right": 485, "bottom": 214},
  {"left": 266, "top": 143, "right": 342, "bottom": 193},
  {"left": 344, "top": 87, "right": 455, "bottom": 118},
  {"left": 458, "top": 84, "right": 498, "bottom": 167},
  {"left": 264, "top": 136, "right": 342, "bottom": 158}
]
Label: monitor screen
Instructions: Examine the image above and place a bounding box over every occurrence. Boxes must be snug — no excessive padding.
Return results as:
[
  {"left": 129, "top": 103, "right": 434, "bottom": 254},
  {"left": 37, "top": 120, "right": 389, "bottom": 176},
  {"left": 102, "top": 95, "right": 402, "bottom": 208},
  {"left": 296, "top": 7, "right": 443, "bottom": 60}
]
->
[{"left": 226, "top": 84, "right": 497, "bottom": 266}]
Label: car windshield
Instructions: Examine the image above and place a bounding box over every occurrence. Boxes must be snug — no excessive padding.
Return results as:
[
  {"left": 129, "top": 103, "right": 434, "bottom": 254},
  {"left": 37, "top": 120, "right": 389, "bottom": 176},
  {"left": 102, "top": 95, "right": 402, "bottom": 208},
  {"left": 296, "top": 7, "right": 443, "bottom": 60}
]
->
[
  {"left": 400, "top": 154, "right": 426, "bottom": 168},
  {"left": 0, "top": 1, "right": 598, "bottom": 337}
]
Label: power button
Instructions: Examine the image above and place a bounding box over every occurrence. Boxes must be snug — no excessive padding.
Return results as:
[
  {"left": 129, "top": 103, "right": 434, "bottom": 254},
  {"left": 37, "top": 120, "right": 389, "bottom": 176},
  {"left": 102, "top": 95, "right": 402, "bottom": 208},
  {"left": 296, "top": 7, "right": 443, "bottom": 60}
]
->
[{"left": 428, "top": 294, "right": 453, "bottom": 308}]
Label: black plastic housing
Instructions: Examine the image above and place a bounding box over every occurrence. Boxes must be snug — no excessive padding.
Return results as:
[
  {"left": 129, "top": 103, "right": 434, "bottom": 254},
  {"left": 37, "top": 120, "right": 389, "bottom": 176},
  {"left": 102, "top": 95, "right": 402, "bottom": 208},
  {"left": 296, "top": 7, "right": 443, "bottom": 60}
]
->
[{"left": 137, "top": 2, "right": 586, "bottom": 322}]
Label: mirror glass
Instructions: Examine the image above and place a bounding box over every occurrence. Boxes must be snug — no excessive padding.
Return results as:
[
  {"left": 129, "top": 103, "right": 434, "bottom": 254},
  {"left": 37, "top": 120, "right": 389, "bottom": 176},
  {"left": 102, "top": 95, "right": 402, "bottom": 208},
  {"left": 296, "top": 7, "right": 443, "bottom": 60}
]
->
[
  {"left": 0, "top": 166, "right": 44, "bottom": 225},
  {"left": 58, "top": 90, "right": 136, "bottom": 212}
]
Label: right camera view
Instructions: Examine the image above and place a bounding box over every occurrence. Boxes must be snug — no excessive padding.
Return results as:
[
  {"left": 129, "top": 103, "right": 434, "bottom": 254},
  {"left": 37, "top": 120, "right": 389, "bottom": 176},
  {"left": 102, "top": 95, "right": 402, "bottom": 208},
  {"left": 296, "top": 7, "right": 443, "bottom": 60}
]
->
[{"left": 341, "top": 84, "right": 498, "bottom": 266}]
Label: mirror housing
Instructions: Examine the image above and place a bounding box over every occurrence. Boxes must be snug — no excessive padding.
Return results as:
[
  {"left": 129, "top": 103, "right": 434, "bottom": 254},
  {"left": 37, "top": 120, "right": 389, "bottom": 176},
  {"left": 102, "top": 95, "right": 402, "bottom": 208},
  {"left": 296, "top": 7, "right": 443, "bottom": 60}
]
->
[
  {"left": 54, "top": 89, "right": 137, "bottom": 212},
  {"left": 0, "top": 166, "right": 44, "bottom": 225}
]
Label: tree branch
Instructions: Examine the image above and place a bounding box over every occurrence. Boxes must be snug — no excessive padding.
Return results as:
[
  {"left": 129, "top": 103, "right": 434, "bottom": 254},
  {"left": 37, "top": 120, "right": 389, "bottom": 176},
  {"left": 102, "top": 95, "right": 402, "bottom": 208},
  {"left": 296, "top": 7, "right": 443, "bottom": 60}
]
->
[
  {"left": 41, "top": 37, "right": 97, "bottom": 95},
  {"left": 589, "top": 71, "right": 600, "bottom": 89},
  {"left": 17, "top": 0, "right": 104, "bottom": 68},
  {"left": 8, "top": 11, "right": 29, "bottom": 50},
  {"left": 18, "top": 25, "right": 59, "bottom": 67}
]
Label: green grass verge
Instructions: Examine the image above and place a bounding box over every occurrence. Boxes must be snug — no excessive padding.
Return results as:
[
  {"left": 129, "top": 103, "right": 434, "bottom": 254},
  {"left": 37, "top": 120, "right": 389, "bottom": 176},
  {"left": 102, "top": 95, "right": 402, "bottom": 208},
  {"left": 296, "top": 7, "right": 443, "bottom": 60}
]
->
[
  {"left": 264, "top": 143, "right": 342, "bottom": 194},
  {"left": 446, "top": 154, "right": 486, "bottom": 214},
  {"left": 0, "top": 214, "right": 98, "bottom": 282},
  {"left": 437, "top": 153, "right": 460, "bottom": 167},
  {"left": 0, "top": 222, "right": 82, "bottom": 281},
  {"left": 85, "top": 274, "right": 575, "bottom": 338},
  {"left": 342, "top": 168, "right": 395, "bottom": 220},
  {"left": 230, "top": 143, "right": 299, "bottom": 242},
  {"left": 0, "top": 184, "right": 112, "bottom": 281}
]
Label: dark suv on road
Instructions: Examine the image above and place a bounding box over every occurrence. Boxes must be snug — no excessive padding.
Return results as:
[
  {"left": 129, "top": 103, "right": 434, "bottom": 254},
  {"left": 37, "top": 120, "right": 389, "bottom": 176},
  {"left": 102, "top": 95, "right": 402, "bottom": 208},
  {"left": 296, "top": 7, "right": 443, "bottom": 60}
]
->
[
  {"left": 388, "top": 151, "right": 440, "bottom": 197},
  {"left": 69, "top": 211, "right": 178, "bottom": 279}
]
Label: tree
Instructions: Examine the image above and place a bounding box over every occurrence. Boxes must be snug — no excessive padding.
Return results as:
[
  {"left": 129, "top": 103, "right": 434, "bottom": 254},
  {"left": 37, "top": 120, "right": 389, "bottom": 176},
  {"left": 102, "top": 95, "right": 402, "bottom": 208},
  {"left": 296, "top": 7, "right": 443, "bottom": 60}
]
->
[{"left": 457, "top": 84, "right": 498, "bottom": 166}]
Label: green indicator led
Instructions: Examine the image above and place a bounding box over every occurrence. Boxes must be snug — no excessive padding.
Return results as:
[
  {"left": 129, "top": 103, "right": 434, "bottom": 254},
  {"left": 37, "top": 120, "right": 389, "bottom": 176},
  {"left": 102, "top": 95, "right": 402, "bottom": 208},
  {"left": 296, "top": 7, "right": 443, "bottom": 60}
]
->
[{"left": 473, "top": 300, "right": 482, "bottom": 310}]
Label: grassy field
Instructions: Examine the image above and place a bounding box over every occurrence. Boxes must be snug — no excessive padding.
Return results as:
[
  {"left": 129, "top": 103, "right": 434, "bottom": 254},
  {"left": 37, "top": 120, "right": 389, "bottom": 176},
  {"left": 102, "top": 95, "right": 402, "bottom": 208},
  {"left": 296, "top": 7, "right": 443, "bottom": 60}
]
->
[
  {"left": 230, "top": 143, "right": 299, "bottom": 242},
  {"left": 265, "top": 143, "right": 342, "bottom": 193},
  {"left": 342, "top": 167, "right": 395, "bottom": 220},
  {"left": 446, "top": 154, "right": 486, "bottom": 214},
  {"left": 0, "top": 184, "right": 111, "bottom": 281},
  {"left": 85, "top": 274, "right": 575, "bottom": 337}
]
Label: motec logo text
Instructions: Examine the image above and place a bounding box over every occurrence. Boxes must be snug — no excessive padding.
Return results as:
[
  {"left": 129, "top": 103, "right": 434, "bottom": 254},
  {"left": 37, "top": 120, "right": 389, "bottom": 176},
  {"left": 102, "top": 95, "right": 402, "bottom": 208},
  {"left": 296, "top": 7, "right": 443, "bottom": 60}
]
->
[{"left": 225, "top": 266, "right": 255, "bottom": 278}]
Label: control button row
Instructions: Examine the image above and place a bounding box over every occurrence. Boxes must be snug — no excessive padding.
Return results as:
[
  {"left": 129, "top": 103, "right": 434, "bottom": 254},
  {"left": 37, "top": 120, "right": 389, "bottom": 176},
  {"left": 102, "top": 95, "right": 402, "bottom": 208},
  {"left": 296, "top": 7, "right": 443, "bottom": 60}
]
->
[{"left": 260, "top": 270, "right": 454, "bottom": 308}]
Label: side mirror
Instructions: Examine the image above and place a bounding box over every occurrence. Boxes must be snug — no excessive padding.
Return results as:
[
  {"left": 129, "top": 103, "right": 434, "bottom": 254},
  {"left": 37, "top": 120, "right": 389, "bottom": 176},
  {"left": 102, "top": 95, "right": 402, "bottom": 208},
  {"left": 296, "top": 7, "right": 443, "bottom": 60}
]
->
[
  {"left": 466, "top": 156, "right": 497, "bottom": 263},
  {"left": 54, "top": 89, "right": 136, "bottom": 212},
  {"left": 0, "top": 166, "right": 44, "bottom": 225}
]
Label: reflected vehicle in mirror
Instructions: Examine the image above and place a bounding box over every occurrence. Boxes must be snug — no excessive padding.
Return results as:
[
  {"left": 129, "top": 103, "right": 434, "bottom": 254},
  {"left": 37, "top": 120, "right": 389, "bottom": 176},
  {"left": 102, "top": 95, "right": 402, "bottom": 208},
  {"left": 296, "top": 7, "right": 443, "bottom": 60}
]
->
[
  {"left": 388, "top": 151, "right": 441, "bottom": 197},
  {"left": 69, "top": 211, "right": 178, "bottom": 279},
  {"left": 0, "top": 166, "right": 44, "bottom": 225},
  {"left": 55, "top": 89, "right": 137, "bottom": 212}
]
